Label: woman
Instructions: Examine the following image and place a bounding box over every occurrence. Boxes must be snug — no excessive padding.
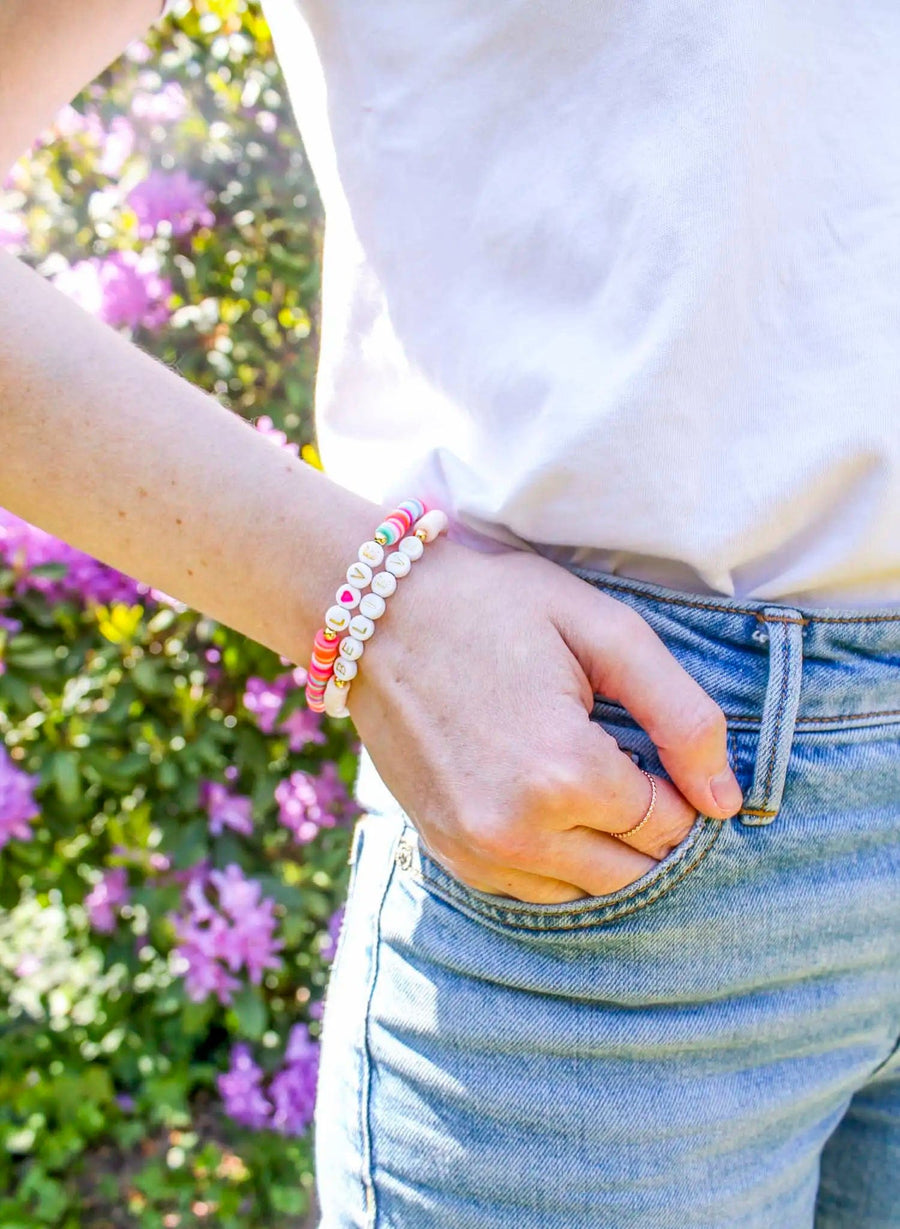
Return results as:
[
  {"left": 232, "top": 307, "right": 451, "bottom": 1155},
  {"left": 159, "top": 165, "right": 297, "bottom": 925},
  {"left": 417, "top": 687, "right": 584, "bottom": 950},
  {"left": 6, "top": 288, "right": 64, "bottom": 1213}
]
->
[{"left": 2, "top": 2, "right": 897, "bottom": 1225}]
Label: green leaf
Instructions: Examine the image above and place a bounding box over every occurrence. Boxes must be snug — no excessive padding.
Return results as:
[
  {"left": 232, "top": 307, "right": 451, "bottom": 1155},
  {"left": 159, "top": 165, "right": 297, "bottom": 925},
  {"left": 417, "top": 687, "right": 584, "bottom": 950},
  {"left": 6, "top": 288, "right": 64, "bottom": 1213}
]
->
[
  {"left": 228, "top": 986, "right": 267, "bottom": 1040},
  {"left": 48, "top": 751, "right": 82, "bottom": 808}
]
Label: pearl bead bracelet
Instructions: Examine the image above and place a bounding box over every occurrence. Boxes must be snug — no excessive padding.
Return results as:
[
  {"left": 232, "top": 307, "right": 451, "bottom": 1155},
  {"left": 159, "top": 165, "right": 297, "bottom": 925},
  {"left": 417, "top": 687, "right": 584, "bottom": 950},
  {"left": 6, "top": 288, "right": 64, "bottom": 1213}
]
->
[{"left": 304, "top": 499, "right": 449, "bottom": 718}]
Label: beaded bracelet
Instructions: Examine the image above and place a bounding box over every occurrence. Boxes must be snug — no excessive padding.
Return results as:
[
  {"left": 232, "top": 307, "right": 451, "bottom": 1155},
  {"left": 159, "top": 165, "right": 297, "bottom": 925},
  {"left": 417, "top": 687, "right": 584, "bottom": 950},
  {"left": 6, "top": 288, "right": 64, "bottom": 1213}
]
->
[{"left": 304, "top": 499, "right": 448, "bottom": 718}]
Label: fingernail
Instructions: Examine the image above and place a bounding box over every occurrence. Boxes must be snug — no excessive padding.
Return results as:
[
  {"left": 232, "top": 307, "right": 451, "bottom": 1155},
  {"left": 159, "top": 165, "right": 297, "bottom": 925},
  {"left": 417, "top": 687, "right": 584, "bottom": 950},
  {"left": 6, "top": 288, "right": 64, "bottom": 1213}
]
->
[{"left": 709, "top": 767, "right": 743, "bottom": 814}]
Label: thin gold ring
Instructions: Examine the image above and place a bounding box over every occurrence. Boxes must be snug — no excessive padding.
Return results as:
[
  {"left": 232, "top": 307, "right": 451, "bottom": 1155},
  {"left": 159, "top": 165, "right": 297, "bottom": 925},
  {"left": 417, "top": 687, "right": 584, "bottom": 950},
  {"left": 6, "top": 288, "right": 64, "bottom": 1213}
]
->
[{"left": 613, "top": 769, "right": 657, "bottom": 840}]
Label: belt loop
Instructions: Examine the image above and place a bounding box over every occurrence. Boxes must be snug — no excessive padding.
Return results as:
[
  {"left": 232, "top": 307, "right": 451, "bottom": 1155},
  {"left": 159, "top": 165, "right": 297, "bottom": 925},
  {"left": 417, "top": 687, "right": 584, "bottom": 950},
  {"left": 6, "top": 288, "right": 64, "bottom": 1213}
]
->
[{"left": 738, "top": 607, "right": 805, "bottom": 826}]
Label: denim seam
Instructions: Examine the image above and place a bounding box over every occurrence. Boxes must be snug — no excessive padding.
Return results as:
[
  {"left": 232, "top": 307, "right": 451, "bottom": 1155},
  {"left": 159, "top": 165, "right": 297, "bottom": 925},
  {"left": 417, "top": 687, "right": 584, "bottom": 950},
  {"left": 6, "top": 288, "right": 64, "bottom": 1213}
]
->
[
  {"left": 575, "top": 573, "right": 900, "bottom": 623},
  {"left": 409, "top": 816, "right": 726, "bottom": 933},
  {"left": 359, "top": 837, "right": 396, "bottom": 1228}
]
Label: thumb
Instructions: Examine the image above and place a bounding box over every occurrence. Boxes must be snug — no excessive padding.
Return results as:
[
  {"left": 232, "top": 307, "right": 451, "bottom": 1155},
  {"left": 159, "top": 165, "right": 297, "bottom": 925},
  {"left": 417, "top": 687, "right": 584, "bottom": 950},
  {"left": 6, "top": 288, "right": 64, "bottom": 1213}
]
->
[{"left": 554, "top": 585, "right": 744, "bottom": 820}]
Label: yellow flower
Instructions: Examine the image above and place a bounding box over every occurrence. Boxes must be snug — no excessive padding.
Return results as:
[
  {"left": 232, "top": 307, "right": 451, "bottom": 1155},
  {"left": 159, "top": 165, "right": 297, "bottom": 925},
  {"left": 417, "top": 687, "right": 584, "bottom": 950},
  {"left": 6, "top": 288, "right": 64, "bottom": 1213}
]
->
[
  {"left": 301, "top": 443, "right": 323, "bottom": 471},
  {"left": 95, "top": 603, "right": 144, "bottom": 645}
]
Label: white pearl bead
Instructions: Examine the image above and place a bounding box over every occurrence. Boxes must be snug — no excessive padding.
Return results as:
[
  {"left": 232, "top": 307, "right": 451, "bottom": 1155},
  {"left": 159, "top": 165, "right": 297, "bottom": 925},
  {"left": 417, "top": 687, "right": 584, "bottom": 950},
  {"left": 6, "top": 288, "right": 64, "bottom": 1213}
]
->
[
  {"left": 348, "top": 614, "right": 375, "bottom": 641},
  {"left": 359, "top": 592, "right": 386, "bottom": 619},
  {"left": 339, "top": 635, "right": 364, "bottom": 661},
  {"left": 413, "top": 509, "right": 449, "bottom": 542},
  {"left": 359, "top": 540, "right": 384, "bottom": 567},
  {"left": 325, "top": 604, "right": 351, "bottom": 633},
  {"left": 385, "top": 551, "right": 412, "bottom": 577},
  {"left": 398, "top": 535, "right": 424, "bottom": 560},
  {"left": 371, "top": 570, "right": 397, "bottom": 598},
  {"left": 335, "top": 583, "right": 361, "bottom": 609},
  {"left": 323, "top": 676, "right": 349, "bottom": 718},
  {"left": 333, "top": 657, "right": 358, "bottom": 681},
  {"left": 347, "top": 560, "right": 373, "bottom": 588}
]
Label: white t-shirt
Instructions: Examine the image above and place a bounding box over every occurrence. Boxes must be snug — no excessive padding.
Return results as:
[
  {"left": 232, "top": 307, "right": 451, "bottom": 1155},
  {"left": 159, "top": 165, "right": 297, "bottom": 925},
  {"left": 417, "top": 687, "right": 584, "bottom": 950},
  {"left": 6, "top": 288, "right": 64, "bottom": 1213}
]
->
[{"left": 262, "top": 0, "right": 900, "bottom": 608}]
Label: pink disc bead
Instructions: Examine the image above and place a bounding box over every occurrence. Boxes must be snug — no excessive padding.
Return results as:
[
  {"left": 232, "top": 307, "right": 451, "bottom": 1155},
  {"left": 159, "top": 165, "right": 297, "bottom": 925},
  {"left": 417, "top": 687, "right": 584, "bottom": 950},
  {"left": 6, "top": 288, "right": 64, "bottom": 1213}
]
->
[
  {"left": 387, "top": 506, "right": 414, "bottom": 534},
  {"left": 397, "top": 498, "right": 426, "bottom": 522},
  {"left": 314, "top": 629, "right": 339, "bottom": 657}
]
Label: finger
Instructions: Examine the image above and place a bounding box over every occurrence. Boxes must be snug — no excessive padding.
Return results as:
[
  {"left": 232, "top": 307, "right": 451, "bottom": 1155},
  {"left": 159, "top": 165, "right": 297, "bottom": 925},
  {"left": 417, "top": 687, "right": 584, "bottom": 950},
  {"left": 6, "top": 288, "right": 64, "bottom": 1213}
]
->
[
  {"left": 553, "top": 586, "right": 743, "bottom": 819},
  {"left": 546, "top": 826, "right": 658, "bottom": 898},
  {"left": 583, "top": 725, "right": 699, "bottom": 858},
  {"left": 424, "top": 846, "right": 595, "bottom": 905}
]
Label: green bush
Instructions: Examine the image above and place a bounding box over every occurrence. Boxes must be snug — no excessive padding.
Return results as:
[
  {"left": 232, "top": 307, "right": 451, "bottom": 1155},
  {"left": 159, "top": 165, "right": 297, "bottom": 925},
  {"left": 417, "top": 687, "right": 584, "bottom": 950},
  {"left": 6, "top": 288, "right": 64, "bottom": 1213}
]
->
[{"left": 0, "top": 3, "right": 355, "bottom": 1223}]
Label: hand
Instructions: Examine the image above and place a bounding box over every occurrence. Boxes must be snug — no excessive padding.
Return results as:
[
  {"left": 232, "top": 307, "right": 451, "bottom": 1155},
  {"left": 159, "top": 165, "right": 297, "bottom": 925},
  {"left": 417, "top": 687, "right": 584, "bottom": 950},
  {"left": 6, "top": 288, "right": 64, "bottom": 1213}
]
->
[{"left": 346, "top": 540, "right": 743, "bottom": 904}]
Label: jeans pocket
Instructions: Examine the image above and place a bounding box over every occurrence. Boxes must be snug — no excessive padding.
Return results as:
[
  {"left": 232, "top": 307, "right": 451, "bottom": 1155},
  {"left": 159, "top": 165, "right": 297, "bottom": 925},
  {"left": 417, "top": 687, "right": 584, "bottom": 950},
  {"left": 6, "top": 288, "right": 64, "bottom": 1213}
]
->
[{"left": 400, "top": 703, "right": 731, "bottom": 934}]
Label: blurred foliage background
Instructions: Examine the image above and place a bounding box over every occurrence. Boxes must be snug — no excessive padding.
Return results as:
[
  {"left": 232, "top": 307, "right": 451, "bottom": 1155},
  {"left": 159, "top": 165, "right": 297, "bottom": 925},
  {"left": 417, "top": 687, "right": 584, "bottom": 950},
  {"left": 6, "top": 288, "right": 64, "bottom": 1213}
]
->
[{"left": 0, "top": 2, "right": 356, "bottom": 1224}]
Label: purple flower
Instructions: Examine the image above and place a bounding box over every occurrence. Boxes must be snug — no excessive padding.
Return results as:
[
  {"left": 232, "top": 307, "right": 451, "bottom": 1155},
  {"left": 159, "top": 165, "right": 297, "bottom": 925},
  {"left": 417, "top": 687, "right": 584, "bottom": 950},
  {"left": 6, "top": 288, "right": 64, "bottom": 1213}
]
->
[
  {"left": 278, "top": 706, "right": 326, "bottom": 753},
  {"left": 269, "top": 1024, "right": 319, "bottom": 1136},
  {"left": 218, "top": 1044, "right": 272, "bottom": 1130},
  {"left": 319, "top": 905, "right": 344, "bottom": 964},
  {"left": 54, "top": 251, "right": 171, "bottom": 332},
  {"left": 127, "top": 169, "right": 214, "bottom": 239},
  {"left": 0, "top": 507, "right": 143, "bottom": 606},
  {"left": 0, "top": 744, "right": 39, "bottom": 851},
  {"left": 203, "top": 781, "right": 254, "bottom": 837},
  {"left": 242, "top": 675, "right": 290, "bottom": 734},
  {"left": 84, "top": 868, "right": 130, "bottom": 933},
  {"left": 274, "top": 764, "right": 359, "bottom": 845},
  {"left": 170, "top": 865, "right": 282, "bottom": 1005}
]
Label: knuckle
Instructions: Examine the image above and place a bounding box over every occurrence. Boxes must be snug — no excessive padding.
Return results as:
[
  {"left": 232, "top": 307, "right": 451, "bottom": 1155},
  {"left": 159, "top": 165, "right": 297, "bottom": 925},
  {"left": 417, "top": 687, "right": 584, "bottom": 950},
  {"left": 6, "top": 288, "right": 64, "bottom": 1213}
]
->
[{"left": 680, "top": 700, "right": 727, "bottom": 748}]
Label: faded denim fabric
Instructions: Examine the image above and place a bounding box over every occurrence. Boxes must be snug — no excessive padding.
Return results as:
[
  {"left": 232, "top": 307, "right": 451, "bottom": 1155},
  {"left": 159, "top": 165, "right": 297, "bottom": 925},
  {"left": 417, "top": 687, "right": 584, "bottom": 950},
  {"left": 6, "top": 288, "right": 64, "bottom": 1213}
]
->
[{"left": 314, "top": 567, "right": 900, "bottom": 1228}]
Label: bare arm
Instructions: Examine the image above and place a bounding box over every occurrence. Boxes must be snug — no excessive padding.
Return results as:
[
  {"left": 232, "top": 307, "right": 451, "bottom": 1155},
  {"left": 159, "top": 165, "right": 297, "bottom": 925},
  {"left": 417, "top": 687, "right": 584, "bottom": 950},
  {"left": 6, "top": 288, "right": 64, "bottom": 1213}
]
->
[
  {"left": 0, "top": 1, "right": 383, "bottom": 664},
  {"left": 0, "top": 0, "right": 165, "bottom": 177}
]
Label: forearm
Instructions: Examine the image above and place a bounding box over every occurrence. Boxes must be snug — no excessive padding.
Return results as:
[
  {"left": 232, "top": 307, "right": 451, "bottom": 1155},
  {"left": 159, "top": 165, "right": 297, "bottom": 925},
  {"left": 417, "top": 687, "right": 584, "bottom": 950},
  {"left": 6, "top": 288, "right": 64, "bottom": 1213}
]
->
[{"left": 0, "top": 250, "right": 382, "bottom": 664}]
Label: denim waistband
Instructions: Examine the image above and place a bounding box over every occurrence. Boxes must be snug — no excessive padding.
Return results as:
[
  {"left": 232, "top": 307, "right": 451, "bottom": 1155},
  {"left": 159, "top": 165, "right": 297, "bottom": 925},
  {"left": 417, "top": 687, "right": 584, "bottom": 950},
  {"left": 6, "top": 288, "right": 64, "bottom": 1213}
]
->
[
  {"left": 568, "top": 566, "right": 900, "bottom": 825},
  {"left": 568, "top": 565, "right": 900, "bottom": 730}
]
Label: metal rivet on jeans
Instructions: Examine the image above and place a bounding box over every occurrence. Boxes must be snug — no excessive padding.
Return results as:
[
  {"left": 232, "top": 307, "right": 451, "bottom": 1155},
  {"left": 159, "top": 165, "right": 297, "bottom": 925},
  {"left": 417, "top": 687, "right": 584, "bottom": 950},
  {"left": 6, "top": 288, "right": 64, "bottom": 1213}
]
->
[{"left": 395, "top": 838, "right": 414, "bottom": 871}]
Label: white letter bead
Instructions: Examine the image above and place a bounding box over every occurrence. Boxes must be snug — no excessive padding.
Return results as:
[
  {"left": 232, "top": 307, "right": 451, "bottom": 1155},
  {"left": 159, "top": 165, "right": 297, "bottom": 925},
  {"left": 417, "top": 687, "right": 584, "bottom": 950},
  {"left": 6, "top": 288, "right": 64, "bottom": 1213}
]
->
[
  {"left": 324, "top": 676, "right": 350, "bottom": 718},
  {"left": 385, "top": 550, "right": 412, "bottom": 577},
  {"left": 348, "top": 614, "right": 375, "bottom": 640},
  {"left": 335, "top": 583, "right": 361, "bottom": 608},
  {"left": 371, "top": 570, "right": 398, "bottom": 598},
  {"left": 325, "top": 604, "right": 351, "bottom": 633},
  {"left": 414, "top": 509, "right": 449, "bottom": 542},
  {"left": 346, "top": 560, "right": 373, "bottom": 588},
  {"left": 358, "top": 540, "right": 385, "bottom": 567},
  {"left": 398, "top": 535, "right": 424, "bottom": 560},
  {"left": 333, "top": 657, "right": 358, "bottom": 682},
  {"left": 339, "top": 635, "right": 364, "bottom": 661},
  {"left": 359, "top": 592, "right": 386, "bottom": 619}
]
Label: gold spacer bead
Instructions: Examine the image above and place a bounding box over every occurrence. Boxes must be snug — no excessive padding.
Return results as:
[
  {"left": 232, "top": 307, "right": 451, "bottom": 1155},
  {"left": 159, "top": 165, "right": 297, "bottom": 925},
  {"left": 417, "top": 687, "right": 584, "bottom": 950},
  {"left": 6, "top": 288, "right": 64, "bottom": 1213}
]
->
[
  {"left": 334, "top": 677, "right": 350, "bottom": 688},
  {"left": 374, "top": 533, "right": 388, "bottom": 546},
  {"left": 415, "top": 529, "right": 427, "bottom": 541},
  {"left": 323, "top": 629, "right": 338, "bottom": 641}
]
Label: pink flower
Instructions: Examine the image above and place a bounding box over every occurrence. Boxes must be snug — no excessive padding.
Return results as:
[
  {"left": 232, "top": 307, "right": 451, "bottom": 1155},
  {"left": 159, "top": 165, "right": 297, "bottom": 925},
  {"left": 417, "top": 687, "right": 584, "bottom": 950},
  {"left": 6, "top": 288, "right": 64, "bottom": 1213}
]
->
[
  {"left": 131, "top": 82, "right": 187, "bottom": 124},
  {"left": 127, "top": 169, "right": 214, "bottom": 239},
  {"left": 254, "top": 416, "right": 300, "bottom": 457},
  {"left": 203, "top": 781, "right": 254, "bottom": 837},
  {"left": 54, "top": 251, "right": 172, "bottom": 332},
  {"left": 97, "top": 116, "right": 136, "bottom": 178},
  {"left": 84, "top": 868, "right": 130, "bottom": 933},
  {"left": 0, "top": 744, "right": 39, "bottom": 851},
  {"left": 0, "top": 212, "right": 27, "bottom": 254}
]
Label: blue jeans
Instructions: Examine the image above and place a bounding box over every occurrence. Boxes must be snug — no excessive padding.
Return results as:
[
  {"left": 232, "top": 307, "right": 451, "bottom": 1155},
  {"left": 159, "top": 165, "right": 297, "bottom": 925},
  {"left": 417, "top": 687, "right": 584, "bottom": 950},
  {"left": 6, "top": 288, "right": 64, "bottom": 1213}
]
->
[{"left": 314, "top": 567, "right": 900, "bottom": 1227}]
